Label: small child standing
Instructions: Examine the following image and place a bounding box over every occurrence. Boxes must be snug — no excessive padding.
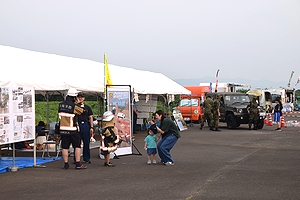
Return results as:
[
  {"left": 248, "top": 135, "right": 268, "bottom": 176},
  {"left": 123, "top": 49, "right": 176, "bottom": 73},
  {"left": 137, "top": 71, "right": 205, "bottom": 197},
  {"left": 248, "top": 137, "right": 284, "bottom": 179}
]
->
[{"left": 144, "top": 124, "right": 158, "bottom": 164}]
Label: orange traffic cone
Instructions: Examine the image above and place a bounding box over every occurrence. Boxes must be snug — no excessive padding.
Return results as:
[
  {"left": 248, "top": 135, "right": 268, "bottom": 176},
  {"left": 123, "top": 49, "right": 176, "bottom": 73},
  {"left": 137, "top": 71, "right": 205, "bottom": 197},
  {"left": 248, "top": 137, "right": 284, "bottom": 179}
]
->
[
  {"left": 264, "top": 114, "right": 269, "bottom": 125},
  {"left": 268, "top": 114, "right": 273, "bottom": 126},
  {"left": 280, "top": 115, "right": 286, "bottom": 128}
]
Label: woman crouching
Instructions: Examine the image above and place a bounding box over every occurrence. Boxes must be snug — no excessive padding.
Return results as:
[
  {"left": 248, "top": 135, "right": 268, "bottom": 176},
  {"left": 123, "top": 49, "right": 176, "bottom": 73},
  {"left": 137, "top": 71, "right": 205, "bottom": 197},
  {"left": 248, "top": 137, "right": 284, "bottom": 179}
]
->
[{"left": 149, "top": 110, "right": 180, "bottom": 166}]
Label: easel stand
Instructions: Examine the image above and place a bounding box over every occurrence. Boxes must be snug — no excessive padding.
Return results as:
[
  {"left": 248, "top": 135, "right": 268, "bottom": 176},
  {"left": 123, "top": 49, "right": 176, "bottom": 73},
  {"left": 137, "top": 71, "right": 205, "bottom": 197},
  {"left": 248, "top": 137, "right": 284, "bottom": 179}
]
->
[
  {"left": 113, "top": 141, "right": 142, "bottom": 159},
  {"left": 132, "top": 142, "right": 142, "bottom": 156}
]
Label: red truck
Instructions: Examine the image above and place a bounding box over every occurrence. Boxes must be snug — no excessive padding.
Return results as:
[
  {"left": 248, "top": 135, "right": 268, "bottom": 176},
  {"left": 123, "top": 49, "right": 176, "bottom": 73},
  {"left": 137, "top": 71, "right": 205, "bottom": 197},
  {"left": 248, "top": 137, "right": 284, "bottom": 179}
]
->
[{"left": 177, "top": 86, "right": 211, "bottom": 125}]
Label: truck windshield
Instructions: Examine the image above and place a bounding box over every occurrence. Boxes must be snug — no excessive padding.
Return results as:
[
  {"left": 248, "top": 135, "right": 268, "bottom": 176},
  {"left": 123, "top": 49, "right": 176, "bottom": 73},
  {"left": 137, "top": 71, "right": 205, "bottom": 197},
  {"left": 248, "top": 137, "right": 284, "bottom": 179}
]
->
[
  {"left": 224, "top": 95, "right": 250, "bottom": 104},
  {"left": 179, "top": 99, "right": 198, "bottom": 106},
  {"left": 272, "top": 94, "right": 281, "bottom": 103}
]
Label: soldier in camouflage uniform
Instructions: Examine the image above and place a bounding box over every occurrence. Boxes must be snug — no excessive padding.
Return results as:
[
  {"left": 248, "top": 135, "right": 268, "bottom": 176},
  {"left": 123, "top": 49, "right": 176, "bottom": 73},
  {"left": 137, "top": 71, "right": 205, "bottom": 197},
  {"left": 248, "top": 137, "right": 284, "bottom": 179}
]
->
[
  {"left": 200, "top": 96, "right": 214, "bottom": 130},
  {"left": 247, "top": 97, "right": 259, "bottom": 130},
  {"left": 212, "top": 94, "right": 221, "bottom": 131}
]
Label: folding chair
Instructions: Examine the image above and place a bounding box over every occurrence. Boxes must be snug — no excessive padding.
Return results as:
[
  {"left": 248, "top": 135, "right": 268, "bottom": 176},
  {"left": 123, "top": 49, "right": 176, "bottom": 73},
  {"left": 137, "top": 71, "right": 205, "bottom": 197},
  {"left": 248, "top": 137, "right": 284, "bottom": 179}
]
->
[{"left": 41, "top": 130, "right": 61, "bottom": 160}]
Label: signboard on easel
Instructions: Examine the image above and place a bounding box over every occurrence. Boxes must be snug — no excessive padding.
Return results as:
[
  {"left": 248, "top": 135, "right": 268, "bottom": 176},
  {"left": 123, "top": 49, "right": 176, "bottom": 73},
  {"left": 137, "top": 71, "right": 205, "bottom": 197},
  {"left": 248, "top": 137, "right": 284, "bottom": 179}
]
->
[
  {"left": 106, "top": 86, "right": 132, "bottom": 156},
  {"left": 0, "top": 87, "right": 35, "bottom": 145},
  {"left": 172, "top": 109, "right": 188, "bottom": 131}
]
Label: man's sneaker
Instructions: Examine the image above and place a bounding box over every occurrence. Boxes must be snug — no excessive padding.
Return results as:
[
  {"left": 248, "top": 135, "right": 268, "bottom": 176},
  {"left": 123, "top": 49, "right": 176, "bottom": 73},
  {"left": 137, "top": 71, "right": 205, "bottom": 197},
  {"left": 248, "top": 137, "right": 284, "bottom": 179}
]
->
[
  {"left": 63, "top": 163, "right": 69, "bottom": 170},
  {"left": 275, "top": 128, "right": 282, "bottom": 131},
  {"left": 84, "top": 160, "right": 91, "bottom": 164},
  {"left": 214, "top": 128, "right": 221, "bottom": 132},
  {"left": 104, "top": 162, "right": 115, "bottom": 167},
  {"left": 157, "top": 162, "right": 165, "bottom": 165},
  {"left": 152, "top": 160, "right": 157, "bottom": 164},
  {"left": 164, "top": 162, "right": 174, "bottom": 166},
  {"left": 75, "top": 164, "right": 87, "bottom": 170},
  {"left": 147, "top": 160, "right": 151, "bottom": 165}
]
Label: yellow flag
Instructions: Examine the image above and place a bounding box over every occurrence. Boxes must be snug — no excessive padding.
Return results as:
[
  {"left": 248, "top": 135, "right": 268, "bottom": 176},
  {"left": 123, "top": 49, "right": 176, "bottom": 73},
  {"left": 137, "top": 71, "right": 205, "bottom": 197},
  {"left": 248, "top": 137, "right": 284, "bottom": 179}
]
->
[{"left": 104, "top": 53, "right": 113, "bottom": 87}]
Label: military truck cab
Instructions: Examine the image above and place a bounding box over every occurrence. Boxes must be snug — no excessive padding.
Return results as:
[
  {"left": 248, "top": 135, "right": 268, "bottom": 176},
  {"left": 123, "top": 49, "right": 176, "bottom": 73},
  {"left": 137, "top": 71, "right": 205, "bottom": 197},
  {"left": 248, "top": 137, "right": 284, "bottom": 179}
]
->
[{"left": 205, "top": 92, "right": 265, "bottom": 129}]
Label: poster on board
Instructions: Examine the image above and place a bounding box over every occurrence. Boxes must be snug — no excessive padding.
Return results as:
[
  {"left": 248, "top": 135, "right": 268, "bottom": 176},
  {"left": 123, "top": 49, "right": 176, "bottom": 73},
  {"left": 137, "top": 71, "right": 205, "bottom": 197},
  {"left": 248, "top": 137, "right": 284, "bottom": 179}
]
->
[
  {"left": 172, "top": 109, "right": 188, "bottom": 131},
  {"left": 0, "top": 87, "right": 35, "bottom": 145},
  {"left": 106, "top": 86, "right": 132, "bottom": 156}
]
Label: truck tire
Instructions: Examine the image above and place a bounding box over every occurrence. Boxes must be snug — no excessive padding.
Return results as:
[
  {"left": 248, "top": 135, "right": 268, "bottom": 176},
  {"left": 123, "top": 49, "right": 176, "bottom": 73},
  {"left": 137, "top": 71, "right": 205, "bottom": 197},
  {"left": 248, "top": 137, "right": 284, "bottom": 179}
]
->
[
  {"left": 226, "top": 113, "right": 237, "bottom": 129},
  {"left": 256, "top": 119, "right": 264, "bottom": 129}
]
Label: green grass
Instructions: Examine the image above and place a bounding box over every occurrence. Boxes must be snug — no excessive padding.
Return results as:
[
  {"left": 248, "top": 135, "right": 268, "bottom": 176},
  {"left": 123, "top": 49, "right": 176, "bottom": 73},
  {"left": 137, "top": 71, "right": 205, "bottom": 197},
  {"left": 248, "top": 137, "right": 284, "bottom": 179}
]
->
[
  {"left": 35, "top": 101, "right": 102, "bottom": 125},
  {"left": 35, "top": 96, "right": 180, "bottom": 125}
]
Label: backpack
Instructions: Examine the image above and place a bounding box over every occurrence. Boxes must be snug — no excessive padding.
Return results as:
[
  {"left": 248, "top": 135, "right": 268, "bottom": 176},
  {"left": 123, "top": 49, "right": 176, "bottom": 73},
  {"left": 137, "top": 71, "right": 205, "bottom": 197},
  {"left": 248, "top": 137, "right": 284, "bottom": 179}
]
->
[{"left": 102, "top": 126, "right": 117, "bottom": 142}]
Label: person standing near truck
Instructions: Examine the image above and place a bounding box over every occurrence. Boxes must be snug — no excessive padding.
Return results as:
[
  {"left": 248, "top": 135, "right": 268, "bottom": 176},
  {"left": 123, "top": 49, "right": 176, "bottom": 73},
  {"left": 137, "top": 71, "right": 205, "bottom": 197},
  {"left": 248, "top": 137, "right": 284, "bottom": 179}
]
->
[
  {"left": 200, "top": 96, "right": 214, "bottom": 130},
  {"left": 212, "top": 94, "right": 221, "bottom": 131},
  {"left": 274, "top": 98, "right": 283, "bottom": 131},
  {"left": 247, "top": 97, "right": 259, "bottom": 130}
]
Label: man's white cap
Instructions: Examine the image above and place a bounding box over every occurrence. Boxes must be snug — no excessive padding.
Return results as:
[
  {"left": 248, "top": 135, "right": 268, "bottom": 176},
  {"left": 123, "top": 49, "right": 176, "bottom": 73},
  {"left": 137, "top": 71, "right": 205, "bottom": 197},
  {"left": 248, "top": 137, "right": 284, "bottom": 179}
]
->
[{"left": 67, "top": 88, "right": 80, "bottom": 97}]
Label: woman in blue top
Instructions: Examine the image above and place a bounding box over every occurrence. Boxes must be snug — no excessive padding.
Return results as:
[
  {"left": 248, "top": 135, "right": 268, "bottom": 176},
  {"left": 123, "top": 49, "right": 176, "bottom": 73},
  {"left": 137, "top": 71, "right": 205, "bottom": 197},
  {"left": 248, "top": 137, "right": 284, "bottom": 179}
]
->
[{"left": 150, "top": 110, "right": 180, "bottom": 166}]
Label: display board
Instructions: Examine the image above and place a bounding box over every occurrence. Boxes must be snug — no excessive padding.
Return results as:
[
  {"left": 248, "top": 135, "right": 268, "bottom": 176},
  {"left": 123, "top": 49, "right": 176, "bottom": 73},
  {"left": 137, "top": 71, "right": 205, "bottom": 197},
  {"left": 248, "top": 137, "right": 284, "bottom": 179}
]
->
[
  {"left": 106, "top": 86, "right": 132, "bottom": 156},
  {"left": 172, "top": 109, "right": 188, "bottom": 131},
  {"left": 0, "top": 87, "right": 35, "bottom": 145}
]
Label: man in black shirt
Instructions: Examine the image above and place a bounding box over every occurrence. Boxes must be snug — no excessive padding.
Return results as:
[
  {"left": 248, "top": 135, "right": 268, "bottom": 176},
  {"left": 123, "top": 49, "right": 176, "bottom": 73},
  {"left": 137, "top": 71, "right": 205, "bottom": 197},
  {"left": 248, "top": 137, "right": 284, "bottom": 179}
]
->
[{"left": 76, "top": 92, "right": 94, "bottom": 164}]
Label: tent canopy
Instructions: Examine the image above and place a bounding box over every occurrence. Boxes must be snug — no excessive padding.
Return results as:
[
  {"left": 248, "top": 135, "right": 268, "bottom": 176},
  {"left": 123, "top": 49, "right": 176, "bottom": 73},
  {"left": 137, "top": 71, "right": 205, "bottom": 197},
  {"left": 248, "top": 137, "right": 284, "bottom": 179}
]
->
[
  {"left": 0, "top": 45, "right": 103, "bottom": 94},
  {"left": 0, "top": 45, "right": 190, "bottom": 95}
]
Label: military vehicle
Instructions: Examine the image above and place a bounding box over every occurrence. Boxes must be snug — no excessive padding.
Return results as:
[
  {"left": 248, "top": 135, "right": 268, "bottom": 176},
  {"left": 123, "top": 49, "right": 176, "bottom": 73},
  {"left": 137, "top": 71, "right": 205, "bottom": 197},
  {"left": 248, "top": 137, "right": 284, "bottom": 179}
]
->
[{"left": 205, "top": 92, "right": 266, "bottom": 129}]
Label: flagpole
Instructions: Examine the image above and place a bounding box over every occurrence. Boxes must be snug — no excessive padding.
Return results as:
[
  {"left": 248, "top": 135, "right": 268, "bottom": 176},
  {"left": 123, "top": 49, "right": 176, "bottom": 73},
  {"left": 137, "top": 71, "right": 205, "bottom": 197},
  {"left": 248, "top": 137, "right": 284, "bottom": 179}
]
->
[
  {"left": 104, "top": 53, "right": 113, "bottom": 112},
  {"left": 104, "top": 52, "right": 107, "bottom": 112},
  {"left": 215, "top": 69, "right": 220, "bottom": 92}
]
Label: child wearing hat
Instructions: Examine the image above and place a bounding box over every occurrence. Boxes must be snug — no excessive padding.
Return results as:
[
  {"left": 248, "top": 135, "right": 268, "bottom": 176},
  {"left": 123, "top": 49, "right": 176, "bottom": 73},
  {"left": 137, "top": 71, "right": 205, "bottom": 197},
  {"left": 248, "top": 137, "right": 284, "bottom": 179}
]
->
[{"left": 143, "top": 123, "right": 159, "bottom": 164}]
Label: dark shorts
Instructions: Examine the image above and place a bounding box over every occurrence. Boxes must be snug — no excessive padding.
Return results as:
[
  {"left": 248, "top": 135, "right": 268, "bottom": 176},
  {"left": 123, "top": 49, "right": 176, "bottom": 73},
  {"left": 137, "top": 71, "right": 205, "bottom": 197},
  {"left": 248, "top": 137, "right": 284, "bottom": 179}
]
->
[
  {"left": 61, "top": 132, "right": 81, "bottom": 149},
  {"left": 147, "top": 148, "right": 157, "bottom": 155}
]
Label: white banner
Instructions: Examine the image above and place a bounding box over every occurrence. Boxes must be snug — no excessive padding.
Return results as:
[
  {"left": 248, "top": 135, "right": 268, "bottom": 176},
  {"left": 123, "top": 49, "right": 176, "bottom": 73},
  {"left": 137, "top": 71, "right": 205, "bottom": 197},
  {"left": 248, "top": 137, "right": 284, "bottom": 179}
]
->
[{"left": 0, "top": 87, "right": 35, "bottom": 145}]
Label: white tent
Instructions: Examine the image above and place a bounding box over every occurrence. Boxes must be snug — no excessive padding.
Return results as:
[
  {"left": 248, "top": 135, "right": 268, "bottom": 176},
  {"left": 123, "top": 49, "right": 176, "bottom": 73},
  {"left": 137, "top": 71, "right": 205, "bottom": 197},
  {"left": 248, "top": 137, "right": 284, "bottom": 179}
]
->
[
  {"left": 0, "top": 45, "right": 191, "bottom": 95},
  {"left": 0, "top": 45, "right": 191, "bottom": 167},
  {"left": 108, "top": 64, "right": 191, "bottom": 94},
  {"left": 0, "top": 45, "right": 104, "bottom": 94}
]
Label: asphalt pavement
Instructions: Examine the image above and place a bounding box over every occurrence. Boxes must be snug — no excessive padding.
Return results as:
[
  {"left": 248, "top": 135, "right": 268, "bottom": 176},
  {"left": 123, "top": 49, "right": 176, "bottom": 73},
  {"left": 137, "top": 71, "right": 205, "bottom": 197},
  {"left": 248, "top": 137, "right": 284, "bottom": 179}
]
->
[{"left": 1, "top": 119, "right": 300, "bottom": 200}]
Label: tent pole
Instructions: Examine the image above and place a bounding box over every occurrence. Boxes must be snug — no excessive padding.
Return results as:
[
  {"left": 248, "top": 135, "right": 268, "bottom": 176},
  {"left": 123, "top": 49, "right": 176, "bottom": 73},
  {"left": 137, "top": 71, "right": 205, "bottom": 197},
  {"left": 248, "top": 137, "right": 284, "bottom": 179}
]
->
[
  {"left": 96, "top": 94, "right": 99, "bottom": 116},
  {"left": 8, "top": 143, "right": 19, "bottom": 172},
  {"left": 46, "top": 92, "right": 50, "bottom": 125},
  {"left": 166, "top": 94, "right": 169, "bottom": 115}
]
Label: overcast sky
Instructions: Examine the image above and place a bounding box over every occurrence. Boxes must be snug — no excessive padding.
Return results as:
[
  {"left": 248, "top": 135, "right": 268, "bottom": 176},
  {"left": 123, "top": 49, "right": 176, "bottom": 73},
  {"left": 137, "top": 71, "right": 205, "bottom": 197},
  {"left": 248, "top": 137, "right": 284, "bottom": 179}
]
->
[{"left": 1, "top": 0, "right": 299, "bottom": 87}]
